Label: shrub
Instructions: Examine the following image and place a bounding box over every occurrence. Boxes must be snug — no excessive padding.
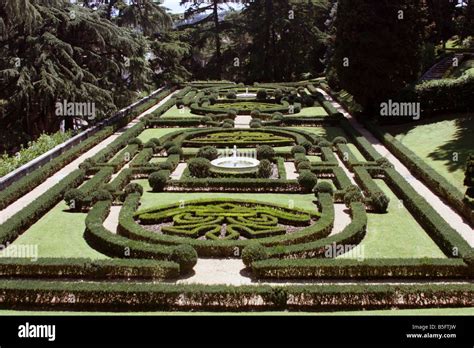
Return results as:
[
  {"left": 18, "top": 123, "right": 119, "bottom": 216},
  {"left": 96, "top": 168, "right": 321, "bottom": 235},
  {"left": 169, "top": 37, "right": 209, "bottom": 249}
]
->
[
  {"left": 188, "top": 158, "right": 211, "bottom": 178},
  {"left": 298, "top": 170, "right": 318, "bottom": 193},
  {"left": 170, "top": 244, "right": 198, "bottom": 274},
  {"left": 297, "top": 161, "right": 311, "bottom": 171},
  {"left": 302, "top": 95, "right": 315, "bottom": 107},
  {"left": 371, "top": 191, "right": 390, "bottom": 213},
  {"left": 250, "top": 119, "right": 262, "bottom": 128},
  {"left": 256, "top": 89, "right": 268, "bottom": 100},
  {"left": 143, "top": 141, "right": 157, "bottom": 150},
  {"left": 256, "top": 145, "right": 275, "bottom": 161},
  {"left": 149, "top": 171, "right": 169, "bottom": 192},
  {"left": 315, "top": 181, "right": 334, "bottom": 195},
  {"left": 201, "top": 116, "right": 213, "bottom": 124},
  {"left": 64, "top": 189, "right": 86, "bottom": 211},
  {"left": 258, "top": 159, "right": 273, "bottom": 178},
  {"left": 300, "top": 140, "right": 312, "bottom": 152},
  {"left": 464, "top": 154, "right": 474, "bottom": 198},
  {"left": 222, "top": 122, "right": 233, "bottom": 128},
  {"left": 250, "top": 110, "right": 261, "bottom": 118},
  {"left": 332, "top": 136, "right": 347, "bottom": 145},
  {"left": 163, "top": 141, "right": 176, "bottom": 150},
  {"left": 197, "top": 146, "right": 219, "bottom": 161},
  {"left": 92, "top": 189, "right": 113, "bottom": 203},
  {"left": 124, "top": 183, "right": 144, "bottom": 196},
  {"left": 272, "top": 112, "right": 284, "bottom": 121},
  {"left": 242, "top": 243, "right": 268, "bottom": 267},
  {"left": 128, "top": 138, "right": 143, "bottom": 147},
  {"left": 149, "top": 138, "right": 161, "bottom": 147},
  {"left": 226, "top": 91, "right": 237, "bottom": 99},
  {"left": 344, "top": 190, "right": 364, "bottom": 207},
  {"left": 291, "top": 145, "right": 306, "bottom": 156},
  {"left": 159, "top": 162, "right": 174, "bottom": 171},
  {"left": 318, "top": 140, "right": 332, "bottom": 148},
  {"left": 167, "top": 146, "right": 183, "bottom": 156},
  {"left": 227, "top": 109, "right": 237, "bottom": 118}
]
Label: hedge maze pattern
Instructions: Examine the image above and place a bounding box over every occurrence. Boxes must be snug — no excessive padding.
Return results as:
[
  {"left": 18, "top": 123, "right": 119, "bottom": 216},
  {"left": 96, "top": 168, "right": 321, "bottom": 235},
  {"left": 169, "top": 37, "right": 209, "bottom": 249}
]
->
[{"left": 0, "top": 82, "right": 473, "bottom": 311}]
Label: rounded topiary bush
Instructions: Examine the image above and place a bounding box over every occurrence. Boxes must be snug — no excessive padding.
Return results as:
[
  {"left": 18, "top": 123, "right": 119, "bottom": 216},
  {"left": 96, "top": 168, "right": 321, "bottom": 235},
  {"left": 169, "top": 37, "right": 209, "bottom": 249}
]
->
[
  {"left": 149, "top": 138, "right": 161, "bottom": 147},
  {"left": 197, "top": 146, "right": 219, "bottom": 161},
  {"left": 257, "top": 145, "right": 275, "bottom": 161},
  {"left": 171, "top": 244, "right": 198, "bottom": 274},
  {"left": 163, "top": 141, "right": 177, "bottom": 150},
  {"left": 303, "top": 95, "right": 315, "bottom": 107},
  {"left": 272, "top": 112, "right": 284, "bottom": 121},
  {"left": 371, "top": 191, "right": 390, "bottom": 213},
  {"left": 64, "top": 189, "right": 86, "bottom": 211},
  {"left": 296, "top": 161, "right": 311, "bottom": 172},
  {"left": 250, "top": 119, "right": 262, "bottom": 128},
  {"left": 291, "top": 145, "right": 306, "bottom": 156},
  {"left": 315, "top": 181, "right": 334, "bottom": 195},
  {"left": 343, "top": 189, "right": 364, "bottom": 207},
  {"left": 242, "top": 243, "right": 268, "bottom": 267},
  {"left": 188, "top": 157, "right": 211, "bottom": 178},
  {"left": 149, "top": 170, "right": 169, "bottom": 192},
  {"left": 124, "top": 183, "right": 144, "bottom": 196},
  {"left": 258, "top": 159, "right": 273, "bottom": 178},
  {"left": 143, "top": 140, "right": 157, "bottom": 150},
  {"left": 222, "top": 122, "right": 233, "bottom": 128},
  {"left": 300, "top": 140, "right": 312, "bottom": 152},
  {"left": 227, "top": 109, "right": 237, "bottom": 118},
  {"left": 128, "top": 137, "right": 143, "bottom": 147},
  {"left": 256, "top": 89, "right": 268, "bottom": 100},
  {"left": 92, "top": 189, "right": 113, "bottom": 203},
  {"left": 298, "top": 170, "right": 318, "bottom": 193},
  {"left": 250, "top": 110, "right": 261, "bottom": 118},
  {"left": 226, "top": 91, "right": 237, "bottom": 99},
  {"left": 167, "top": 146, "right": 183, "bottom": 156},
  {"left": 318, "top": 140, "right": 332, "bottom": 148},
  {"left": 201, "top": 116, "right": 213, "bottom": 124},
  {"left": 332, "top": 136, "right": 348, "bottom": 145},
  {"left": 159, "top": 161, "right": 174, "bottom": 171}
]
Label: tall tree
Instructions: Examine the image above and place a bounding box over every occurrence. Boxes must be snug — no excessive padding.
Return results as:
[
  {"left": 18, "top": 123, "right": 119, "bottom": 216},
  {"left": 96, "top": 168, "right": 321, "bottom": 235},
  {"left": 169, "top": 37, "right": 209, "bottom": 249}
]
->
[{"left": 332, "top": 0, "right": 427, "bottom": 116}]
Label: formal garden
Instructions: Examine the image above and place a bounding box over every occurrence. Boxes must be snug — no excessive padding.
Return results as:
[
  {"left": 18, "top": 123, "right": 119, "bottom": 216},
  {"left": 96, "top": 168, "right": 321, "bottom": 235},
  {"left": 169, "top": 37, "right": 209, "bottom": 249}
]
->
[{"left": 0, "top": 81, "right": 472, "bottom": 313}]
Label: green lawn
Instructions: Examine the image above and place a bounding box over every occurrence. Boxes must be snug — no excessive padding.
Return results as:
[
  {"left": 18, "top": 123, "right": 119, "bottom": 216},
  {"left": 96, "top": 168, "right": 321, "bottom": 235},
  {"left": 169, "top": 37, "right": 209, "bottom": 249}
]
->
[
  {"left": 6, "top": 202, "right": 108, "bottom": 259},
  {"left": 293, "top": 106, "right": 328, "bottom": 117},
  {"left": 383, "top": 115, "right": 474, "bottom": 192},
  {"left": 347, "top": 143, "right": 366, "bottom": 161},
  {"left": 138, "top": 128, "right": 191, "bottom": 143},
  {"left": 291, "top": 126, "right": 347, "bottom": 141},
  {"left": 132, "top": 180, "right": 316, "bottom": 212},
  {"left": 160, "top": 105, "right": 201, "bottom": 119},
  {"left": 339, "top": 179, "right": 445, "bottom": 259}
]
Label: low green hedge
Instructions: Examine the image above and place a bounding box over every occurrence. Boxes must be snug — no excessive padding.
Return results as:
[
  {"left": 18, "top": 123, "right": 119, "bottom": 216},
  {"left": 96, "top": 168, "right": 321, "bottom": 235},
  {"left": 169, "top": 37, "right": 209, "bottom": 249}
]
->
[
  {"left": 252, "top": 258, "right": 470, "bottom": 279},
  {"left": 0, "top": 258, "right": 179, "bottom": 280},
  {"left": 0, "top": 281, "right": 473, "bottom": 311},
  {"left": 367, "top": 123, "right": 473, "bottom": 226},
  {"left": 167, "top": 178, "right": 300, "bottom": 193},
  {"left": 384, "top": 168, "right": 473, "bottom": 258},
  {"left": 0, "top": 169, "right": 85, "bottom": 245}
]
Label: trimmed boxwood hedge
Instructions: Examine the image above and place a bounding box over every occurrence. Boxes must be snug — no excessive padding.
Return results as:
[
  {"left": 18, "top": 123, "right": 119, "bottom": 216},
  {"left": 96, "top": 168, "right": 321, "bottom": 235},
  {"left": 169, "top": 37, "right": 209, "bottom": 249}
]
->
[
  {"left": 252, "top": 258, "right": 471, "bottom": 279},
  {"left": 0, "top": 258, "right": 179, "bottom": 280},
  {"left": 0, "top": 169, "right": 85, "bottom": 245},
  {"left": 0, "top": 281, "right": 473, "bottom": 311}
]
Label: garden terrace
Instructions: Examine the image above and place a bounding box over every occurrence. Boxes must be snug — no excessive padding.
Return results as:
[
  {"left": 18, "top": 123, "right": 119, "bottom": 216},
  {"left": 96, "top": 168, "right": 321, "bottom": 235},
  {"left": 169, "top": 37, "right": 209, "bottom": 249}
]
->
[{"left": 0, "top": 82, "right": 472, "bottom": 314}]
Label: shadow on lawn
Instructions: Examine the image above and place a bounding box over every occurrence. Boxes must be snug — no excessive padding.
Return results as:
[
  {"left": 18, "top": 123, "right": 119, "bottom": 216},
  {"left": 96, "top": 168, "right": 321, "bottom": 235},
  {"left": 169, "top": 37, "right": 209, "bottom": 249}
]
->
[{"left": 426, "top": 115, "right": 474, "bottom": 174}]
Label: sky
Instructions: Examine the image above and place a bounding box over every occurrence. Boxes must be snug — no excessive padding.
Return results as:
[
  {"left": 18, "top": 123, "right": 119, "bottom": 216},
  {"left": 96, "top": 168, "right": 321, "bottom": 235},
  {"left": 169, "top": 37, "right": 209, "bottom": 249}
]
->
[{"left": 160, "top": 0, "right": 243, "bottom": 14}]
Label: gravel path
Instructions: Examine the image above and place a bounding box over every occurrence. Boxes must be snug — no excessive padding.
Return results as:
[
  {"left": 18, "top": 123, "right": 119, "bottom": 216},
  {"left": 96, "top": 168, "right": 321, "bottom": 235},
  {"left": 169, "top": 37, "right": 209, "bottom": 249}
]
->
[
  {"left": 0, "top": 91, "right": 177, "bottom": 224},
  {"left": 317, "top": 88, "right": 474, "bottom": 247},
  {"left": 284, "top": 162, "right": 298, "bottom": 180},
  {"left": 170, "top": 163, "right": 187, "bottom": 180},
  {"left": 103, "top": 206, "right": 121, "bottom": 234},
  {"left": 234, "top": 115, "right": 251, "bottom": 128},
  {"left": 330, "top": 204, "right": 352, "bottom": 236}
]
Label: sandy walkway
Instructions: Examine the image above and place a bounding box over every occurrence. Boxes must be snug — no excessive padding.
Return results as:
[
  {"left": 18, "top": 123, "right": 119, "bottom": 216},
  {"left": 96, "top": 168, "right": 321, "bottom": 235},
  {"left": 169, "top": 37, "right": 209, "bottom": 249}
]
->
[
  {"left": 0, "top": 91, "right": 177, "bottom": 224},
  {"left": 234, "top": 115, "right": 251, "bottom": 128},
  {"left": 170, "top": 163, "right": 187, "bottom": 180},
  {"left": 330, "top": 204, "right": 352, "bottom": 236},
  {"left": 103, "top": 206, "right": 121, "bottom": 234},
  {"left": 317, "top": 88, "right": 474, "bottom": 247},
  {"left": 284, "top": 162, "right": 298, "bottom": 180}
]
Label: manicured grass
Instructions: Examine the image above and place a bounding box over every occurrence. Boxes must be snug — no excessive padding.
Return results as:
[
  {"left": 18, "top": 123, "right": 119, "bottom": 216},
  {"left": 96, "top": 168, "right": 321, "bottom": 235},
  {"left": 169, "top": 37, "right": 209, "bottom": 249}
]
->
[
  {"left": 291, "top": 126, "right": 347, "bottom": 141},
  {"left": 138, "top": 128, "right": 191, "bottom": 143},
  {"left": 347, "top": 143, "right": 366, "bottom": 161},
  {"left": 6, "top": 202, "right": 108, "bottom": 259},
  {"left": 0, "top": 307, "right": 473, "bottom": 315},
  {"left": 384, "top": 115, "right": 474, "bottom": 192},
  {"left": 293, "top": 106, "right": 328, "bottom": 117},
  {"left": 160, "top": 105, "right": 201, "bottom": 119},
  {"left": 339, "top": 179, "right": 445, "bottom": 259},
  {"left": 132, "top": 180, "right": 317, "bottom": 212},
  {"left": 307, "top": 155, "right": 322, "bottom": 163}
]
